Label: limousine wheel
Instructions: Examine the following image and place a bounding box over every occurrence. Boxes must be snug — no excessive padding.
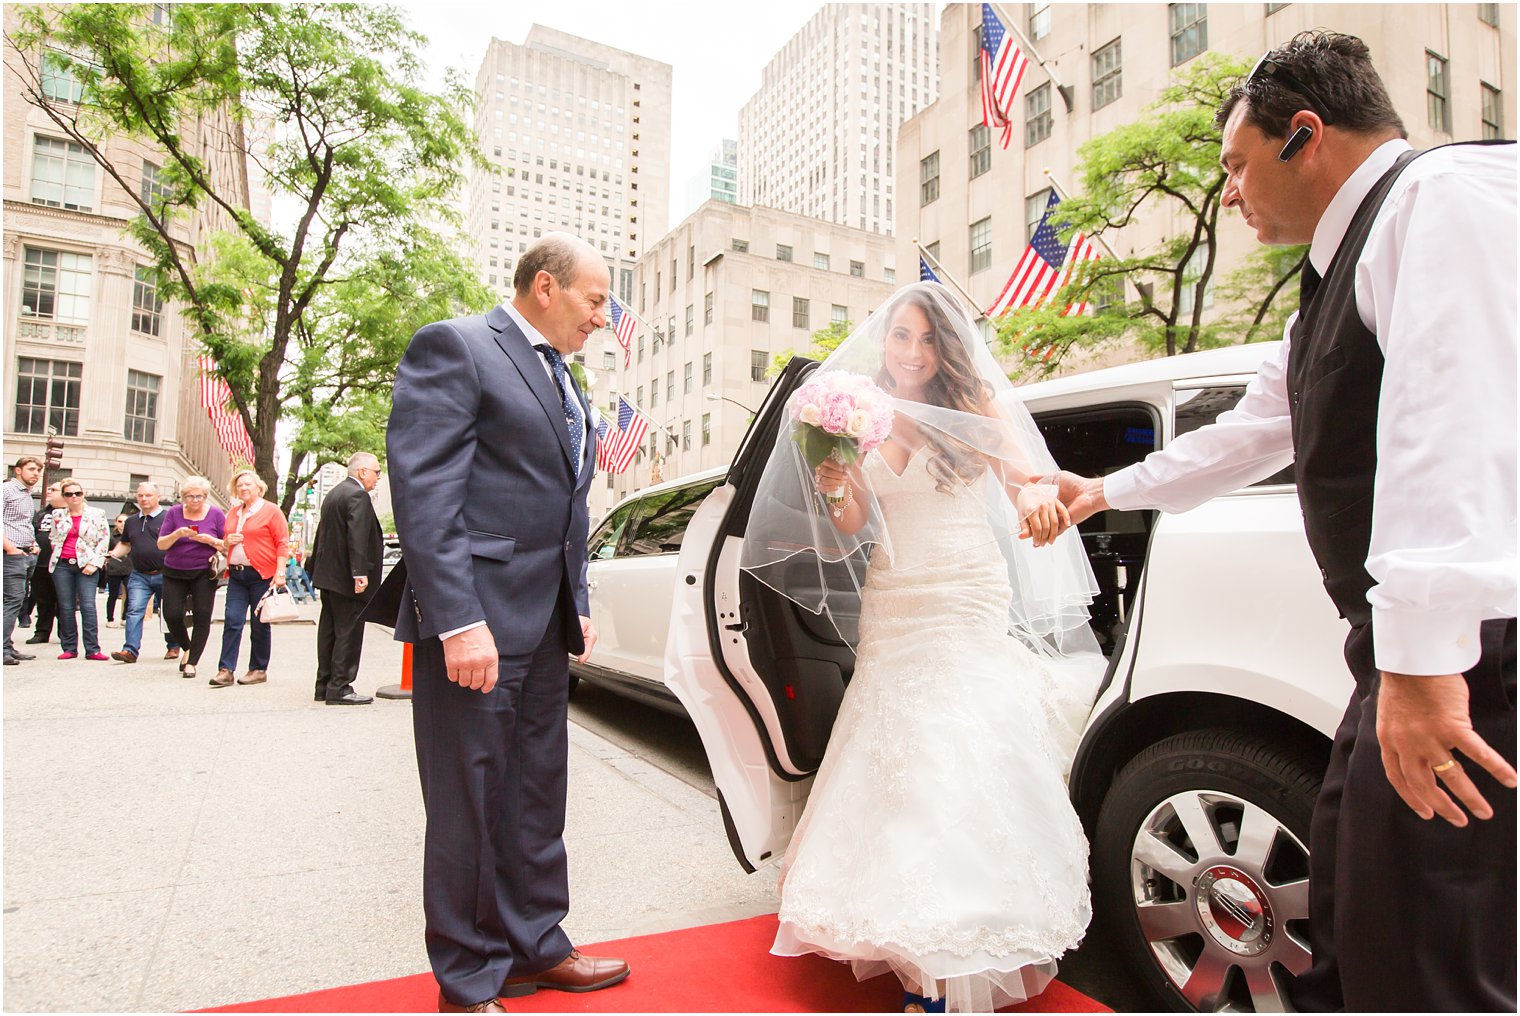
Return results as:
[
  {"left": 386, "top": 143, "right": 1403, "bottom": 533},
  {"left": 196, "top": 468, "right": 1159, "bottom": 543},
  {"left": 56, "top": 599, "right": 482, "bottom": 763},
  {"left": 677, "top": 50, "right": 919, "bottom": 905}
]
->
[{"left": 1092, "top": 729, "right": 1320, "bottom": 1012}]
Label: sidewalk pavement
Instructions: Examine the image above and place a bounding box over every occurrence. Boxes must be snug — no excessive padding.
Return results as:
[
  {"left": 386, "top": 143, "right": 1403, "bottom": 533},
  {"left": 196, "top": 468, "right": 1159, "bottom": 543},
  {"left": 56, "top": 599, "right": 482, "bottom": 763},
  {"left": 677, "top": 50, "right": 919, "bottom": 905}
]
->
[{"left": 3, "top": 612, "right": 778, "bottom": 1012}]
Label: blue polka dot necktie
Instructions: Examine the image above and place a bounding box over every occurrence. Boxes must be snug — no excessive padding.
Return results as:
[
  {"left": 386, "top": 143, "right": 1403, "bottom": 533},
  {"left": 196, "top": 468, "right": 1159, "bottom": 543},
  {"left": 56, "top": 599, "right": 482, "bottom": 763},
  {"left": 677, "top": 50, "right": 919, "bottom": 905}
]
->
[{"left": 535, "top": 344, "right": 585, "bottom": 472}]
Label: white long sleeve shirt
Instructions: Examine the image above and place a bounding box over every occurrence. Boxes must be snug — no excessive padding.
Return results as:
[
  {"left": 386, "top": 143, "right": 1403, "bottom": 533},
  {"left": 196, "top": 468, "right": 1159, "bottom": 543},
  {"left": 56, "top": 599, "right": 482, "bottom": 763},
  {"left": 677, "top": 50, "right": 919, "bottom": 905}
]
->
[{"left": 1105, "top": 139, "right": 1517, "bottom": 676}]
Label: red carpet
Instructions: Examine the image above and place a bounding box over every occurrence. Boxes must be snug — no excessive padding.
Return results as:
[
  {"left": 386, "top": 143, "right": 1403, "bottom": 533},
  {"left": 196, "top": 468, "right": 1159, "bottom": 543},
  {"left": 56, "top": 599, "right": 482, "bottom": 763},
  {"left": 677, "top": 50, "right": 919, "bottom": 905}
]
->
[{"left": 197, "top": 914, "right": 1108, "bottom": 1012}]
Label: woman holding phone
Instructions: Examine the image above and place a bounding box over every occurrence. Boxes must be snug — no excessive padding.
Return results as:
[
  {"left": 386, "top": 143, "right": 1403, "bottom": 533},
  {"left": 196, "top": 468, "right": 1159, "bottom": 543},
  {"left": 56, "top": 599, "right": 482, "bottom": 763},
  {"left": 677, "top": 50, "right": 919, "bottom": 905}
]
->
[{"left": 157, "top": 476, "right": 226, "bottom": 680}]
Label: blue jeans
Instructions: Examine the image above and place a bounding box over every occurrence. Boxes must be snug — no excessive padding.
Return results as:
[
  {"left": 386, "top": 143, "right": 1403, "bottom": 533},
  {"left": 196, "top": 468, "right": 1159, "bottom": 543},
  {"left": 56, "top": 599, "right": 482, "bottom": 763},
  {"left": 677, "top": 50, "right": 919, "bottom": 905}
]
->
[
  {"left": 3, "top": 552, "right": 36, "bottom": 658},
  {"left": 123, "top": 571, "right": 179, "bottom": 656},
  {"left": 52, "top": 561, "right": 100, "bottom": 655},
  {"left": 218, "top": 566, "right": 272, "bottom": 673}
]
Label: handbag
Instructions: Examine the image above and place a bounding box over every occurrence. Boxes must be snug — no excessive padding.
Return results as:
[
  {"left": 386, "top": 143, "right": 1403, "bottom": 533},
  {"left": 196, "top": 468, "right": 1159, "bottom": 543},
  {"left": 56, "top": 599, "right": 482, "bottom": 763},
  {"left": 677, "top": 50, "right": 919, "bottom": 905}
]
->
[
  {"left": 208, "top": 550, "right": 227, "bottom": 578},
  {"left": 256, "top": 584, "right": 301, "bottom": 623}
]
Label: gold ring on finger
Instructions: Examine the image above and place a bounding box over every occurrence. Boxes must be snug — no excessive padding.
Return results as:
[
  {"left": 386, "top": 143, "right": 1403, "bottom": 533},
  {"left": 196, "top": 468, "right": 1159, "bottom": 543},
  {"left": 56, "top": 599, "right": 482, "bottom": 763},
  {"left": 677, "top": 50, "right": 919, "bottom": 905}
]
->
[{"left": 1432, "top": 758, "right": 1459, "bottom": 774}]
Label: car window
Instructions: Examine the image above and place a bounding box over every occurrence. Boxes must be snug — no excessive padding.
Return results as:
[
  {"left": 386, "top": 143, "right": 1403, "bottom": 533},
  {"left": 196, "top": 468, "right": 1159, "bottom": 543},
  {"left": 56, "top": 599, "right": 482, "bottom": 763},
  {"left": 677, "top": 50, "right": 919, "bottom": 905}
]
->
[
  {"left": 1175, "top": 385, "right": 1295, "bottom": 487},
  {"left": 588, "top": 502, "right": 637, "bottom": 560},
  {"left": 623, "top": 478, "right": 722, "bottom": 557}
]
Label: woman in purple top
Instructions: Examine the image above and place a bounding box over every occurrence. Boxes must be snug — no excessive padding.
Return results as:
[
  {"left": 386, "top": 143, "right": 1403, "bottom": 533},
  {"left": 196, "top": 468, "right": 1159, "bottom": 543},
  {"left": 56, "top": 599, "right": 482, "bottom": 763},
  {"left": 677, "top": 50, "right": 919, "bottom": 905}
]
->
[{"left": 156, "top": 476, "right": 226, "bottom": 680}]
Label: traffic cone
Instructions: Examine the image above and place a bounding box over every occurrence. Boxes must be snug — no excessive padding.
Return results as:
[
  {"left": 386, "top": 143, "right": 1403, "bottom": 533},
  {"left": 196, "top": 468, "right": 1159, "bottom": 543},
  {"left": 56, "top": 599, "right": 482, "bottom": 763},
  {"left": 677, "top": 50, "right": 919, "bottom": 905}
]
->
[{"left": 376, "top": 641, "right": 413, "bottom": 700}]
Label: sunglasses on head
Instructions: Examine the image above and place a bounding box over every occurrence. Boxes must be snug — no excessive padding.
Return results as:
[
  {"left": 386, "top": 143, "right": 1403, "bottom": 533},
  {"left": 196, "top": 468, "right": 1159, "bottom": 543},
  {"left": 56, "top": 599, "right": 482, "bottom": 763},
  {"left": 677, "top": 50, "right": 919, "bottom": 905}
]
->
[{"left": 1245, "top": 52, "right": 1335, "bottom": 126}]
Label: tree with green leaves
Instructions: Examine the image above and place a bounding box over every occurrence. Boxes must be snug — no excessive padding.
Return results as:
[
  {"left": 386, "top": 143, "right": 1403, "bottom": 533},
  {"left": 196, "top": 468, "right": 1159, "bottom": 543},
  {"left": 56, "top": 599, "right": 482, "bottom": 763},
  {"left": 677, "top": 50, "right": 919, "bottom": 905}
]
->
[
  {"left": 994, "top": 53, "right": 1306, "bottom": 373},
  {"left": 769, "top": 318, "right": 854, "bottom": 377},
  {"left": 7, "top": 3, "right": 492, "bottom": 511}
]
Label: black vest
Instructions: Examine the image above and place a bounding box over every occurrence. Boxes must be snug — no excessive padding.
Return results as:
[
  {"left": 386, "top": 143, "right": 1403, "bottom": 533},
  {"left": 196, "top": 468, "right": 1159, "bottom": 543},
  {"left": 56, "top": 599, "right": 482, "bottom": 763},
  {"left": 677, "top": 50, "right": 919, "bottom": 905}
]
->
[{"left": 1287, "top": 141, "right": 1514, "bottom": 625}]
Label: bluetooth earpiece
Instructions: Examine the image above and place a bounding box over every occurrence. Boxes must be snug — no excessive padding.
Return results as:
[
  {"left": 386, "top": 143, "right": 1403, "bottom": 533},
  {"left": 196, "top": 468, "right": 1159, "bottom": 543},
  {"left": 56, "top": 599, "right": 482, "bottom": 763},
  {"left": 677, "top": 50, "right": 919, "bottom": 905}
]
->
[{"left": 1278, "top": 125, "right": 1313, "bottom": 162}]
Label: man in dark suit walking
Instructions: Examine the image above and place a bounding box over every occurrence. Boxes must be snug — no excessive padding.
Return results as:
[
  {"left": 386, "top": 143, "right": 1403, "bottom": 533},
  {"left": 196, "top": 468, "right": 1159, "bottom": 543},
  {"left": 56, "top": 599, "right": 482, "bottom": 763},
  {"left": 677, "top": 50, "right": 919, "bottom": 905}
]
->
[
  {"left": 387, "top": 233, "right": 625, "bottom": 1013},
  {"left": 309, "top": 452, "right": 384, "bottom": 706}
]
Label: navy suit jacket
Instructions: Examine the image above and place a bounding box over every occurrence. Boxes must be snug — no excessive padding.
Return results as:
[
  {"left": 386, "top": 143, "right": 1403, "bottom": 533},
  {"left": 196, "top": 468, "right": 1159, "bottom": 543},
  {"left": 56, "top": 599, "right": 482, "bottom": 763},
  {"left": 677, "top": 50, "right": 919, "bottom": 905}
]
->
[{"left": 385, "top": 305, "right": 596, "bottom": 656}]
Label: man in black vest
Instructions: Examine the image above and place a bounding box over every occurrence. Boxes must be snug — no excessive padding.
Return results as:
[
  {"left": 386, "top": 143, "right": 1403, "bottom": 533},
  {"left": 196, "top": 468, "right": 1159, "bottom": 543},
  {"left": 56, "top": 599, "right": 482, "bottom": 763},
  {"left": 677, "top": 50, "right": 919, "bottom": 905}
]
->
[
  {"left": 308, "top": 452, "right": 384, "bottom": 706},
  {"left": 1056, "top": 30, "right": 1515, "bottom": 1013}
]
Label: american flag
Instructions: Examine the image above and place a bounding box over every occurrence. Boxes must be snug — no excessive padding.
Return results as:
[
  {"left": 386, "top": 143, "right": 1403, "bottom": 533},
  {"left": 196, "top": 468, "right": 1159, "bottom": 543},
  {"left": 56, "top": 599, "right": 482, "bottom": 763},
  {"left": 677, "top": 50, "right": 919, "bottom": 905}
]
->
[
  {"left": 919, "top": 255, "right": 941, "bottom": 283},
  {"left": 979, "top": 3, "right": 1028, "bottom": 150},
  {"left": 198, "top": 355, "right": 255, "bottom": 465},
  {"left": 595, "top": 396, "right": 648, "bottom": 475},
  {"left": 986, "top": 191, "right": 1101, "bottom": 319},
  {"left": 608, "top": 294, "right": 636, "bottom": 367}
]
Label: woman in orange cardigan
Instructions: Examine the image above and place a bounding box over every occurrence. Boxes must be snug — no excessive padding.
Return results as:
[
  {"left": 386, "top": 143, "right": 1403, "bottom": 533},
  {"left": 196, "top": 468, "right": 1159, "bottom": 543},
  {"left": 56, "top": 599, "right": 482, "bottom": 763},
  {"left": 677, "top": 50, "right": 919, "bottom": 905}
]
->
[{"left": 211, "top": 468, "right": 290, "bottom": 688}]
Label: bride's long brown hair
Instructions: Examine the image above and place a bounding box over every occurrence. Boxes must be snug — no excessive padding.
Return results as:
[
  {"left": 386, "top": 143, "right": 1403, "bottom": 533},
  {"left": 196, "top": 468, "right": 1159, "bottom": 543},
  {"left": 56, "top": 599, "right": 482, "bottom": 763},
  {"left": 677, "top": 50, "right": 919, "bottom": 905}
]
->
[{"left": 873, "top": 287, "right": 996, "bottom": 494}]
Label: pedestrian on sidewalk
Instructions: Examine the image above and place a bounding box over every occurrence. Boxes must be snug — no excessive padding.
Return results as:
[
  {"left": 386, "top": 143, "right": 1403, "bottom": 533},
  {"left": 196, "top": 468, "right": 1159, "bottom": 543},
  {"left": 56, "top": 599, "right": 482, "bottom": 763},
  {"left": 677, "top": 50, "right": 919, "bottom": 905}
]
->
[
  {"left": 158, "top": 477, "right": 226, "bottom": 682},
  {"left": 211, "top": 468, "right": 290, "bottom": 689},
  {"left": 103, "top": 514, "right": 132, "bottom": 627},
  {"left": 308, "top": 451, "right": 383, "bottom": 705},
  {"left": 22, "top": 482, "right": 63, "bottom": 646},
  {"left": 47, "top": 481, "right": 110, "bottom": 661},
  {"left": 110, "top": 482, "right": 182, "bottom": 664},
  {"left": 3, "top": 456, "right": 43, "bottom": 666}
]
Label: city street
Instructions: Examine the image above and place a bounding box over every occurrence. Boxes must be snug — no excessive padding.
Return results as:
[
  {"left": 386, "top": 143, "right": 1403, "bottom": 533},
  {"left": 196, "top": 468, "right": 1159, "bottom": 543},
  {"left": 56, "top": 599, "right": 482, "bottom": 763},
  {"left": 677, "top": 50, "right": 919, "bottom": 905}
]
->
[{"left": 2, "top": 611, "right": 776, "bottom": 1012}]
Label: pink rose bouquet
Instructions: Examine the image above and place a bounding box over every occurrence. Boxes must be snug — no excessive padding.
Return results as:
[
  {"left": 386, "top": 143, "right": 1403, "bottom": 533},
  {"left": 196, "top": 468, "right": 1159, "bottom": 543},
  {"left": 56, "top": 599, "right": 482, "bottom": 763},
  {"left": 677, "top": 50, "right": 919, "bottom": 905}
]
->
[{"left": 788, "top": 372, "right": 894, "bottom": 496}]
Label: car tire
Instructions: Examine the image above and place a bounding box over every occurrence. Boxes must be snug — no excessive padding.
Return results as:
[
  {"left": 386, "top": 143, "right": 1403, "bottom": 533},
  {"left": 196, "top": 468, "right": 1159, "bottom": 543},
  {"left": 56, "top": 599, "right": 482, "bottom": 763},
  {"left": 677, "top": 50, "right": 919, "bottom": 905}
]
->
[{"left": 1092, "top": 729, "right": 1321, "bottom": 1013}]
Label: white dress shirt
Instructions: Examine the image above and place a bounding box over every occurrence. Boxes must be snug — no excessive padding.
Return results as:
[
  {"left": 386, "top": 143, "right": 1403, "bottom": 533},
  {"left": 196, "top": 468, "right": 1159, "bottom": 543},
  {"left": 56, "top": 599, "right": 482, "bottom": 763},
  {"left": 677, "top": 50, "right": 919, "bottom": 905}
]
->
[{"left": 1105, "top": 139, "right": 1517, "bottom": 676}]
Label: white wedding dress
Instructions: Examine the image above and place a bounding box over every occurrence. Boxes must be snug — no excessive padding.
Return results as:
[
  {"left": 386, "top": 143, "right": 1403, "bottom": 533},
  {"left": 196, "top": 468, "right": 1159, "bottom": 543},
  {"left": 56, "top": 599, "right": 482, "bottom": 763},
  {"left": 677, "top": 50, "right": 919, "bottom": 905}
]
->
[{"left": 771, "top": 447, "right": 1100, "bottom": 1013}]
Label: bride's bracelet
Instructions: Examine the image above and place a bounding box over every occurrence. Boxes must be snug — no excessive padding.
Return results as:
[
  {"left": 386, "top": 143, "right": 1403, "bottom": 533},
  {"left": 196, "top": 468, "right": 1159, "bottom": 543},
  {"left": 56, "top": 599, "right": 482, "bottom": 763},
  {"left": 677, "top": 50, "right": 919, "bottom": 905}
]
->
[{"left": 826, "top": 482, "right": 855, "bottom": 520}]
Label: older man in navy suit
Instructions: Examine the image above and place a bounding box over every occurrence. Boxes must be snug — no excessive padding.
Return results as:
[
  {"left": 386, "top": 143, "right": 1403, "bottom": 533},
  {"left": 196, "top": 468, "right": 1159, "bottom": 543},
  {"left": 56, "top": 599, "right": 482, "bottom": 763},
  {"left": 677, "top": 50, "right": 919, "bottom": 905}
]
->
[{"left": 388, "top": 233, "right": 626, "bottom": 1013}]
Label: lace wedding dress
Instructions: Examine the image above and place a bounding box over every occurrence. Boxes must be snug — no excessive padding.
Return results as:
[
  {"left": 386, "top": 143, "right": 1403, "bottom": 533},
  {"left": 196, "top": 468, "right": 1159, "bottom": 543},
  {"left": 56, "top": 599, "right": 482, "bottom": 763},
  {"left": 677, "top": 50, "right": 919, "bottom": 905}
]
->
[{"left": 771, "top": 446, "right": 1099, "bottom": 1013}]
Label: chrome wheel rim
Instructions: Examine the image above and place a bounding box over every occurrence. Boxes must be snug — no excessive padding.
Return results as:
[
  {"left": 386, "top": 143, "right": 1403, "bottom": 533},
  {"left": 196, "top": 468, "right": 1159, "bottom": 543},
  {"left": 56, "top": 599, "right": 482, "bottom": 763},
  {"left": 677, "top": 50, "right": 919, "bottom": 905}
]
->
[{"left": 1129, "top": 789, "right": 1312, "bottom": 1012}]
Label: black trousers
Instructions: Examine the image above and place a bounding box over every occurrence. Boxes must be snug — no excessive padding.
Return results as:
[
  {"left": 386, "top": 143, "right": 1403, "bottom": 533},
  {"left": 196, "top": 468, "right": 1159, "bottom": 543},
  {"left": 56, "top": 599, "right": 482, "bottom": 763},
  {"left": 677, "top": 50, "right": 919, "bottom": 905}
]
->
[
  {"left": 315, "top": 589, "right": 368, "bottom": 700},
  {"left": 412, "top": 596, "right": 574, "bottom": 1006},
  {"left": 162, "top": 570, "right": 217, "bottom": 666},
  {"left": 1294, "top": 618, "right": 1516, "bottom": 1012},
  {"left": 23, "top": 560, "right": 57, "bottom": 638}
]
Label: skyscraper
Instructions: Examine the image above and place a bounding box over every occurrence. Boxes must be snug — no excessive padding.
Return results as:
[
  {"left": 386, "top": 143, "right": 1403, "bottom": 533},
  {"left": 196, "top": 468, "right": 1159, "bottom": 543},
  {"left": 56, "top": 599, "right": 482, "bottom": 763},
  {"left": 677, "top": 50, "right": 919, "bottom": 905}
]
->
[{"left": 739, "top": 3, "right": 939, "bottom": 236}]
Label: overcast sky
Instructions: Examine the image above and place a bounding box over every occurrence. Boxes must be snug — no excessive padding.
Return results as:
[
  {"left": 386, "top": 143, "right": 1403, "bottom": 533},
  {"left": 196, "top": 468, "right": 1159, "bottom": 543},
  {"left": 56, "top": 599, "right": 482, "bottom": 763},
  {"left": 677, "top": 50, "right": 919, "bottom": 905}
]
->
[{"left": 398, "top": 0, "right": 833, "bottom": 220}]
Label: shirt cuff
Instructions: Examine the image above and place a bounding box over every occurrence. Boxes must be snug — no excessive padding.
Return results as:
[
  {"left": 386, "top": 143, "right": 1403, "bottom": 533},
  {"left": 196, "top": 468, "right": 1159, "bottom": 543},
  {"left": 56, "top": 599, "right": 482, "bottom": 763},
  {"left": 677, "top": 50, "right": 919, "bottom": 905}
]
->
[
  {"left": 1102, "top": 468, "right": 1146, "bottom": 512},
  {"left": 1371, "top": 606, "right": 1484, "bottom": 676},
  {"left": 439, "top": 620, "right": 487, "bottom": 641}
]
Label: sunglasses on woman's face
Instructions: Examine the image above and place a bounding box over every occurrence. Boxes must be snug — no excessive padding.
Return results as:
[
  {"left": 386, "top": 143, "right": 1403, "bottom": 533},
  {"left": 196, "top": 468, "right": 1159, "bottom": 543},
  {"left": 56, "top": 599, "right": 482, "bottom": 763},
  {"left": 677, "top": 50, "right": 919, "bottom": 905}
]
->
[{"left": 63, "top": 491, "right": 83, "bottom": 498}]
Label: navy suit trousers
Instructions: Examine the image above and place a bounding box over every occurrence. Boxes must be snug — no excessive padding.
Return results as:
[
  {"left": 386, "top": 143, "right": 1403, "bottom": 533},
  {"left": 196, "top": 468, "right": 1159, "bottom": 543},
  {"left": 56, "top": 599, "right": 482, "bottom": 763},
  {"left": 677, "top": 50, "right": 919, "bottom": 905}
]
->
[{"left": 412, "top": 596, "right": 574, "bottom": 1006}]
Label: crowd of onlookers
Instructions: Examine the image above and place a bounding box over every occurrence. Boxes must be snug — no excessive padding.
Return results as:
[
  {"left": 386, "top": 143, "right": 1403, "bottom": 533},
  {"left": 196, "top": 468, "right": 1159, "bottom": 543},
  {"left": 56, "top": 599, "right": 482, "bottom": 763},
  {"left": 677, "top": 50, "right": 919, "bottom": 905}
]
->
[
  {"left": 3, "top": 454, "right": 381, "bottom": 704},
  {"left": 4, "top": 457, "right": 292, "bottom": 680}
]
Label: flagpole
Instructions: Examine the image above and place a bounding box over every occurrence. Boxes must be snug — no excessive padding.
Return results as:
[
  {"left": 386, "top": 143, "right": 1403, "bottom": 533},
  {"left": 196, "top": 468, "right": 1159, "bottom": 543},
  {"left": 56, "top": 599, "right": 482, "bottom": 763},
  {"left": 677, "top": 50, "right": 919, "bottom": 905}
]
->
[
  {"left": 612, "top": 296, "right": 663, "bottom": 338},
  {"left": 610, "top": 390, "right": 676, "bottom": 444},
  {"left": 991, "top": 3, "right": 1074, "bottom": 113},
  {"left": 913, "top": 240, "right": 985, "bottom": 318},
  {"left": 1041, "top": 167, "right": 1123, "bottom": 261}
]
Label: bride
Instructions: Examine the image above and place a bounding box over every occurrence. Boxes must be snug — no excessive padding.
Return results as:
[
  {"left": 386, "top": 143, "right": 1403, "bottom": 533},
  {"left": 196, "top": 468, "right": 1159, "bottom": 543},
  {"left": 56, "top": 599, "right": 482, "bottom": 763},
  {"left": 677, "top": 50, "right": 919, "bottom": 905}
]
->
[{"left": 741, "top": 282, "right": 1106, "bottom": 1013}]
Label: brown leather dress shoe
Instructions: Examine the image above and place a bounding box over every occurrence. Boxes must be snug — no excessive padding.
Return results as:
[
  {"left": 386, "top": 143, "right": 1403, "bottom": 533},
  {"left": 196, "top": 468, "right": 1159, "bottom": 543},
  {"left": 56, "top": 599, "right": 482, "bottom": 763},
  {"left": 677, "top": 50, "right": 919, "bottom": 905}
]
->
[
  {"left": 436, "top": 991, "right": 505, "bottom": 1013},
  {"left": 238, "top": 669, "right": 267, "bottom": 685},
  {"left": 164, "top": 647, "right": 181, "bottom": 660},
  {"left": 111, "top": 649, "right": 137, "bottom": 664},
  {"left": 499, "top": 949, "right": 630, "bottom": 997},
  {"left": 209, "top": 668, "right": 235, "bottom": 687}
]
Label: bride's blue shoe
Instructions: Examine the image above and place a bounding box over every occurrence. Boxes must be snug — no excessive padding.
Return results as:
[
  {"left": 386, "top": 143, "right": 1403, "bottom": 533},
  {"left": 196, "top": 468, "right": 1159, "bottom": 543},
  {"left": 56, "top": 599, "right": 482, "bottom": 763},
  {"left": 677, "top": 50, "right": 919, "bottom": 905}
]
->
[{"left": 902, "top": 991, "right": 946, "bottom": 1013}]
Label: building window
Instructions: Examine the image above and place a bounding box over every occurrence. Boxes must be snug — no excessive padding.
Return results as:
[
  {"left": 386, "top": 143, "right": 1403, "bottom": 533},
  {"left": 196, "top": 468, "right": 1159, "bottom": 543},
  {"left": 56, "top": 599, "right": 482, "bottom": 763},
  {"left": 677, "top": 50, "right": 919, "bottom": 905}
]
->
[
  {"left": 776, "top": 243, "right": 793, "bottom": 262},
  {"left": 667, "top": 371, "right": 675, "bottom": 402},
  {"left": 14, "top": 357, "right": 82, "bottom": 436},
  {"left": 971, "top": 23, "right": 983, "bottom": 82},
  {"left": 667, "top": 316, "right": 676, "bottom": 343},
  {"left": 124, "top": 369, "right": 160, "bottom": 444},
  {"left": 1169, "top": 4, "right": 1208, "bottom": 66},
  {"left": 732, "top": 238, "right": 749, "bottom": 253},
  {"left": 30, "top": 135, "right": 95, "bottom": 210},
  {"left": 751, "top": 289, "right": 769, "bottom": 322},
  {"left": 969, "top": 124, "right": 991, "bottom": 179},
  {"left": 831, "top": 304, "right": 849, "bottom": 325},
  {"left": 703, "top": 352, "right": 713, "bottom": 386},
  {"left": 704, "top": 291, "right": 714, "bottom": 325},
  {"left": 925, "top": 241, "right": 940, "bottom": 264},
  {"left": 884, "top": 267, "right": 896, "bottom": 283},
  {"left": 1427, "top": 51, "right": 1450, "bottom": 133},
  {"left": 793, "top": 296, "right": 810, "bottom": 329},
  {"left": 702, "top": 413, "right": 711, "bottom": 445},
  {"left": 1025, "top": 84, "right": 1052, "bottom": 147},
  {"left": 1026, "top": 189, "right": 1052, "bottom": 242},
  {"left": 21, "top": 247, "right": 91, "bottom": 322},
  {"left": 1093, "top": 275, "right": 1126, "bottom": 315},
  {"left": 650, "top": 382, "right": 658, "bottom": 408},
  {"left": 685, "top": 303, "right": 694, "bottom": 335},
  {"left": 684, "top": 361, "right": 693, "bottom": 393},
  {"left": 652, "top": 331, "right": 662, "bottom": 356},
  {"left": 1178, "top": 247, "right": 1215, "bottom": 314},
  {"left": 603, "top": 350, "right": 616, "bottom": 370},
  {"left": 688, "top": 244, "right": 695, "bottom": 279},
  {"left": 130, "top": 266, "right": 163, "bottom": 336},
  {"left": 1029, "top": 3, "right": 1051, "bottom": 41},
  {"left": 970, "top": 217, "right": 993, "bottom": 274},
  {"left": 139, "top": 160, "right": 171, "bottom": 209},
  {"left": 750, "top": 349, "right": 768, "bottom": 383},
  {"left": 846, "top": 260, "right": 863, "bottom": 279},
  {"left": 1092, "top": 38, "right": 1122, "bottom": 110},
  {"left": 682, "top": 419, "right": 691, "bottom": 450},
  {"left": 637, "top": 334, "right": 645, "bottom": 363},
  {"left": 1482, "top": 82, "right": 1503, "bottom": 139},
  {"left": 813, "top": 252, "right": 830, "bottom": 270},
  {"left": 40, "top": 52, "right": 86, "bottom": 104},
  {"left": 920, "top": 150, "right": 940, "bottom": 206},
  {"left": 1479, "top": 2, "right": 1500, "bottom": 26},
  {"left": 636, "top": 385, "right": 643, "bottom": 407}
]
